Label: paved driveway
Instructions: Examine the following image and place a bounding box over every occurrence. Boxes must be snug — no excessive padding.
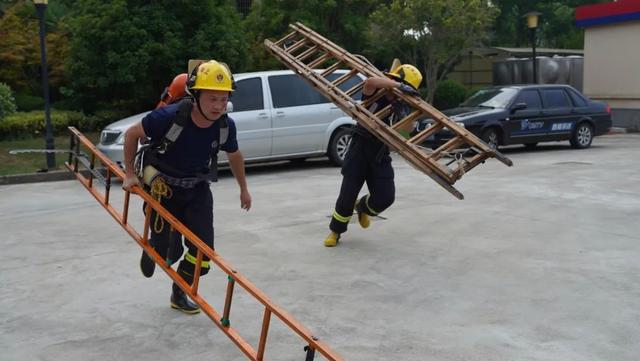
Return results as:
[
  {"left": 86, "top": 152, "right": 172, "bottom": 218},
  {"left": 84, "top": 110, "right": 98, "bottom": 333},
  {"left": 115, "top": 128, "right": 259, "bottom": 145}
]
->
[{"left": 1, "top": 134, "right": 638, "bottom": 361}]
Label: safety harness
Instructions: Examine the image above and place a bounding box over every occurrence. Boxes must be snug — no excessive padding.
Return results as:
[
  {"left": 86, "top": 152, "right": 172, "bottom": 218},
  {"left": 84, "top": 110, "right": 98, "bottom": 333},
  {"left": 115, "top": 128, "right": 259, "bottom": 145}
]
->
[
  {"left": 134, "top": 99, "right": 229, "bottom": 233},
  {"left": 134, "top": 98, "right": 229, "bottom": 187}
]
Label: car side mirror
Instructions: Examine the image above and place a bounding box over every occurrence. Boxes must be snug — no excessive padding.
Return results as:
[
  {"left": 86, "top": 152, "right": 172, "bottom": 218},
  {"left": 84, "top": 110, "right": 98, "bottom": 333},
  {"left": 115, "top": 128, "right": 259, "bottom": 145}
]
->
[
  {"left": 511, "top": 102, "right": 527, "bottom": 113},
  {"left": 226, "top": 101, "right": 234, "bottom": 113}
]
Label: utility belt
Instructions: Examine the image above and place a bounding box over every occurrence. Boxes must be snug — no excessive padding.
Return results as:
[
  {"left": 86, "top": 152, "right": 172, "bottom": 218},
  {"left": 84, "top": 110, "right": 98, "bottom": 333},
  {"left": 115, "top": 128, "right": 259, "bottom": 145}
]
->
[
  {"left": 142, "top": 165, "right": 209, "bottom": 189},
  {"left": 136, "top": 146, "right": 215, "bottom": 189}
]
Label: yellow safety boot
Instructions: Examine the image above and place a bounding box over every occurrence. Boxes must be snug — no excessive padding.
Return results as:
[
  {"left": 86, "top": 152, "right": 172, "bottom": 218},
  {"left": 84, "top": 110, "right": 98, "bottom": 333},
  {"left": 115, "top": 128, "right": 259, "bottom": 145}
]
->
[
  {"left": 355, "top": 199, "right": 370, "bottom": 229},
  {"left": 357, "top": 211, "right": 370, "bottom": 229},
  {"left": 324, "top": 232, "right": 340, "bottom": 247}
]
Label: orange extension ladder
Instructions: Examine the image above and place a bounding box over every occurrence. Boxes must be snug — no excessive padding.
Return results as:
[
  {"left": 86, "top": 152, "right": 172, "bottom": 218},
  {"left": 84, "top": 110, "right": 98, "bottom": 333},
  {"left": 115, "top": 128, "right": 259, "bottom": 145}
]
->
[
  {"left": 64, "top": 127, "right": 343, "bottom": 361},
  {"left": 265, "top": 23, "right": 513, "bottom": 199}
]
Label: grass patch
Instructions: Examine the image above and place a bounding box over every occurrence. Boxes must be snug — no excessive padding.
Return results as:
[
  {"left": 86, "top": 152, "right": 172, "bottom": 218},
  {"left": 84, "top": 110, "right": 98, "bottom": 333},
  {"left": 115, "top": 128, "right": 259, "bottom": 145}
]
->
[{"left": 0, "top": 131, "right": 100, "bottom": 176}]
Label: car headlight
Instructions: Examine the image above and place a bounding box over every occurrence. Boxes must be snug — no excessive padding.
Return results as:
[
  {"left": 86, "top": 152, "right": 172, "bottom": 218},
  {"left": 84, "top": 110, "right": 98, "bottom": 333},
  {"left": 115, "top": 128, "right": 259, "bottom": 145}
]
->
[
  {"left": 115, "top": 132, "right": 126, "bottom": 145},
  {"left": 100, "top": 130, "right": 123, "bottom": 145}
]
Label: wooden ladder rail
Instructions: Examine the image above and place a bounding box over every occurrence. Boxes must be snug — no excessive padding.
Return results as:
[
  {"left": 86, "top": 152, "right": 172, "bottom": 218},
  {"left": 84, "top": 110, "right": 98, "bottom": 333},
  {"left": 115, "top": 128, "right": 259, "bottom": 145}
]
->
[{"left": 264, "top": 22, "right": 513, "bottom": 199}]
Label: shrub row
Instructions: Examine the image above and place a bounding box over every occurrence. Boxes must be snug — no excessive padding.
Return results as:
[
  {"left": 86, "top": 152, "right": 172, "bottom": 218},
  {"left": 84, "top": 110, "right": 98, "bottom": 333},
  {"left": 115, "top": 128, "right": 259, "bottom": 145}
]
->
[{"left": 0, "top": 109, "right": 128, "bottom": 139}]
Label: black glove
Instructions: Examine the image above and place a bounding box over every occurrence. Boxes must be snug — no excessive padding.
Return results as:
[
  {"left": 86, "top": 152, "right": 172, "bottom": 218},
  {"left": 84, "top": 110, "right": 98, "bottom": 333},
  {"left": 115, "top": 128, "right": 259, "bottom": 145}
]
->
[{"left": 398, "top": 83, "right": 420, "bottom": 97}]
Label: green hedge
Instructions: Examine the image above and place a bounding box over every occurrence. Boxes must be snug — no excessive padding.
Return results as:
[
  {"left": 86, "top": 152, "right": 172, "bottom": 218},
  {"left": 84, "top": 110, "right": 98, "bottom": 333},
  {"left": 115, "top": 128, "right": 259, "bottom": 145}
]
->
[
  {"left": 0, "top": 109, "right": 129, "bottom": 140},
  {"left": 433, "top": 79, "right": 468, "bottom": 110},
  {"left": 14, "top": 93, "right": 45, "bottom": 111}
]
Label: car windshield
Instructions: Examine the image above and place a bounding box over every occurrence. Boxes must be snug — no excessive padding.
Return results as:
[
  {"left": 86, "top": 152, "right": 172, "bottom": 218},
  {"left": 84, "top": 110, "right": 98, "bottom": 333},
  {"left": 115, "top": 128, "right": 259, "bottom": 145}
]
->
[{"left": 461, "top": 88, "right": 518, "bottom": 108}]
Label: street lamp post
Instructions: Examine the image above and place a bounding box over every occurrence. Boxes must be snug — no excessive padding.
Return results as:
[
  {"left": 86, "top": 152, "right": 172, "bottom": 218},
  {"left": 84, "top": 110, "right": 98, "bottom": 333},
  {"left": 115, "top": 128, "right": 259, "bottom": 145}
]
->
[
  {"left": 34, "top": 0, "right": 55, "bottom": 170},
  {"left": 524, "top": 11, "right": 541, "bottom": 84}
]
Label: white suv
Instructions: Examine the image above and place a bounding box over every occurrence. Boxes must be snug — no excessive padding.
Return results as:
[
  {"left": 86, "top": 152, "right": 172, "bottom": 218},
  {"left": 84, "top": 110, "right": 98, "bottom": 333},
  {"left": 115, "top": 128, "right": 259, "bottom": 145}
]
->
[{"left": 97, "top": 69, "right": 363, "bottom": 167}]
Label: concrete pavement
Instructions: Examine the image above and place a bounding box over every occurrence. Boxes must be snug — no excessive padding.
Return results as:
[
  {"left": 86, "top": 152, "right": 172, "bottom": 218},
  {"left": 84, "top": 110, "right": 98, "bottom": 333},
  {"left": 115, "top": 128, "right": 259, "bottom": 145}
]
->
[{"left": 1, "top": 134, "right": 639, "bottom": 361}]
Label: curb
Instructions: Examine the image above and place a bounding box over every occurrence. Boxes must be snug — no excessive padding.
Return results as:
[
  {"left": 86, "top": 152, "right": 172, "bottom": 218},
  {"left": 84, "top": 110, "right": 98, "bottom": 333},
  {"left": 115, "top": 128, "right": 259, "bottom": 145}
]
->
[
  {"left": 0, "top": 169, "right": 92, "bottom": 186},
  {"left": 607, "top": 127, "right": 627, "bottom": 135}
]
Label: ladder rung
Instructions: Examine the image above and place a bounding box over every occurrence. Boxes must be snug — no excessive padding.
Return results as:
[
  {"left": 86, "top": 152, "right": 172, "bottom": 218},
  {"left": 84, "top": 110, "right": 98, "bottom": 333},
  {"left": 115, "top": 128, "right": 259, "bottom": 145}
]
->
[
  {"left": 361, "top": 89, "right": 387, "bottom": 109},
  {"left": 345, "top": 82, "right": 363, "bottom": 97},
  {"left": 331, "top": 69, "right": 358, "bottom": 87},
  {"left": 275, "top": 30, "right": 297, "bottom": 46},
  {"left": 321, "top": 61, "right": 343, "bottom": 77},
  {"left": 257, "top": 308, "right": 272, "bottom": 361},
  {"left": 285, "top": 38, "right": 308, "bottom": 54},
  {"left": 296, "top": 44, "right": 319, "bottom": 62},
  {"left": 221, "top": 275, "right": 236, "bottom": 327},
  {"left": 430, "top": 136, "right": 465, "bottom": 160},
  {"left": 391, "top": 110, "right": 423, "bottom": 132},
  {"left": 408, "top": 123, "right": 444, "bottom": 144},
  {"left": 308, "top": 52, "right": 332, "bottom": 68},
  {"left": 373, "top": 104, "right": 393, "bottom": 120},
  {"left": 191, "top": 249, "right": 204, "bottom": 294}
]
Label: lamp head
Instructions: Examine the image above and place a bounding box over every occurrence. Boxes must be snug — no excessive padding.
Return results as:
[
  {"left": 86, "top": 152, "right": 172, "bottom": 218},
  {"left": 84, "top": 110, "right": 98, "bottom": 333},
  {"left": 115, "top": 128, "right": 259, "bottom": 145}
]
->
[{"left": 523, "top": 11, "right": 542, "bottom": 29}]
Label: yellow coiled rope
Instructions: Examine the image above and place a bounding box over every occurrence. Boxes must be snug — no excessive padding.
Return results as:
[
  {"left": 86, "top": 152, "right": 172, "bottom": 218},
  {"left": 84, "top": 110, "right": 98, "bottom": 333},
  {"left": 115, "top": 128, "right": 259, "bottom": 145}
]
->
[{"left": 149, "top": 177, "right": 172, "bottom": 233}]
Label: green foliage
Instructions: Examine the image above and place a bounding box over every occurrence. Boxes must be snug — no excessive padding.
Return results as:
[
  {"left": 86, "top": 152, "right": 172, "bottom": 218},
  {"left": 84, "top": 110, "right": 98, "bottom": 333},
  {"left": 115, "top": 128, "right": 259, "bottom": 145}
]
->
[
  {"left": 0, "top": 130, "right": 101, "bottom": 175},
  {"left": 490, "top": 0, "right": 610, "bottom": 49},
  {"left": 14, "top": 93, "right": 44, "bottom": 111},
  {"left": 86, "top": 109, "right": 130, "bottom": 131},
  {"left": 65, "top": 0, "right": 249, "bottom": 113},
  {"left": 0, "top": 2, "right": 70, "bottom": 96},
  {"left": 367, "top": 0, "right": 499, "bottom": 103},
  {"left": 0, "top": 82, "right": 17, "bottom": 119},
  {"left": 433, "top": 79, "right": 467, "bottom": 110},
  {"left": 0, "top": 109, "right": 124, "bottom": 139},
  {"left": 243, "top": 0, "right": 380, "bottom": 70}
]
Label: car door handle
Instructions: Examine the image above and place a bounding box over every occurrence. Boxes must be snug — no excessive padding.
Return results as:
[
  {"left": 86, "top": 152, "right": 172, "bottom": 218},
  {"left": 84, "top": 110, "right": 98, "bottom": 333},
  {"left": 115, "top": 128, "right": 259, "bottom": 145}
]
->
[
  {"left": 258, "top": 112, "right": 269, "bottom": 119},
  {"left": 275, "top": 111, "right": 285, "bottom": 118}
]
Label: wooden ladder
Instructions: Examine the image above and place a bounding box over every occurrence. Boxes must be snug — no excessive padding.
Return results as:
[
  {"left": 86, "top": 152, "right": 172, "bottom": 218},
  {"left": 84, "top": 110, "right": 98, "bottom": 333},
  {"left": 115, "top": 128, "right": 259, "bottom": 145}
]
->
[{"left": 265, "top": 22, "right": 513, "bottom": 199}]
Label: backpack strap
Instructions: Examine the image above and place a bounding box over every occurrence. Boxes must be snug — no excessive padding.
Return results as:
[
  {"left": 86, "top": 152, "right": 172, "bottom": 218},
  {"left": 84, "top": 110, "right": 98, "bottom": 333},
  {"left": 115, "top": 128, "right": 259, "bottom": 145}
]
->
[
  {"left": 159, "top": 99, "right": 193, "bottom": 151},
  {"left": 140, "top": 100, "right": 231, "bottom": 183},
  {"left": 207, "top": 115, "right": 230, "bottom": 182},
  {"left": 219, "top": 116, "right": 229, "bottom": 145}
]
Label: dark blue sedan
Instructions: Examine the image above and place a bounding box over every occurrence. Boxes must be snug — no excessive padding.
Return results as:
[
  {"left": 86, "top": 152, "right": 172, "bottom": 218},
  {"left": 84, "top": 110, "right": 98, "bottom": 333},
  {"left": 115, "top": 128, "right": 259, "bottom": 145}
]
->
[{"left": 416, "top": 85, "right": 612, "bottom": 150}]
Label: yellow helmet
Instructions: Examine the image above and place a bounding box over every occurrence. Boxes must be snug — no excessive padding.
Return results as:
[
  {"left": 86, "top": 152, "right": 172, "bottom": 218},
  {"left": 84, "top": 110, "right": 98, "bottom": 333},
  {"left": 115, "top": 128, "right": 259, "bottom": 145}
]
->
[
  {"left": 188, "top": 60, "right": 235, "bottom": 92},
  {"left": 387, "top": 64, "right": 423, "bottom": 90}
]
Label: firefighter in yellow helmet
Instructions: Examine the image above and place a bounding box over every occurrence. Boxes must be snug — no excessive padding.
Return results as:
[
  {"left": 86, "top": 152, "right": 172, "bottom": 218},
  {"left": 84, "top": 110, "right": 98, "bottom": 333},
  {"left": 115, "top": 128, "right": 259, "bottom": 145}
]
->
[
  {"left": 324, "top": 63, "right": 423, "bottom": 247},
  {"left": 122, "top": 60, "right": 252, "bottom": 313}
]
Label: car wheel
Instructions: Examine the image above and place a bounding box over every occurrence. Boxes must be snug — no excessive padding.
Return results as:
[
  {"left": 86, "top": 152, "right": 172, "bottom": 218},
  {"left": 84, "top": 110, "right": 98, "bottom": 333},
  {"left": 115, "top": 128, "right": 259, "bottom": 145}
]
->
[
  {"left": 328, "top": 127, "right": 352, "bottom": 166},
  {"left": 481, "top": 127, "right": 499, "bottom": 150},
  {"left": 524, "top": 142, "right": 538, "bottom": 150},
  {"left": 570, "top": 122, "right": 593, "bottom": 149}
]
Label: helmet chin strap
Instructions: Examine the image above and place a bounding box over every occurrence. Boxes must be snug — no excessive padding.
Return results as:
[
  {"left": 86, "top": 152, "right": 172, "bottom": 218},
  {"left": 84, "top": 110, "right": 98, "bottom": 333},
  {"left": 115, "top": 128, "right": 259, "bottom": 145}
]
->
[
  {"left": 196, "top": 99, "right": 217, "bottom": 122},
  {"left": 193, "top": 92, "right": 217, "bottom": 122}
]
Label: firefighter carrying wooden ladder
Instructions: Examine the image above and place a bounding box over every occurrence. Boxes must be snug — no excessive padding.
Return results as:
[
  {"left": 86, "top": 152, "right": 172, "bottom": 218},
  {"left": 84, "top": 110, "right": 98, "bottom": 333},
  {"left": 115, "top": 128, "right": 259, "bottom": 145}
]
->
[
  {"left": 264, "top": 22, "right": 513, "bottom": 200},
  {"left": 64, "top": 127, "right": 342, "bottom": 361}
]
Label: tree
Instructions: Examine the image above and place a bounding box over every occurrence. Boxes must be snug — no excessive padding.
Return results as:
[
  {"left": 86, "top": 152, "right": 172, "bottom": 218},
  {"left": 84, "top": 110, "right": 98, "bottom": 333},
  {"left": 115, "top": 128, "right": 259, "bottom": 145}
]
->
[
  {"left": 367, "top": 0, "right": 498, "bottom": 103},
  {"left": 0, "top": 1, "right": 69, "bottom": 96},
  {"left": 491, "top": 0, "right": 610, "bottom": 49},
  {"left": 65, "top": 0, "right": 249, "bottom": 112},
  {"left": 243, "top": 0, "right": 381, "bottom": 70}
]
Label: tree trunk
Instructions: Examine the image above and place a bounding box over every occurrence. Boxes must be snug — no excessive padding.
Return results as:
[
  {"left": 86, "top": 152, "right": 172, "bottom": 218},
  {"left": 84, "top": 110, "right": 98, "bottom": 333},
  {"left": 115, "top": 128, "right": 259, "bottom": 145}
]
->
[{"left": 423, "top": 60, "right": 438, "bottom": 104}]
